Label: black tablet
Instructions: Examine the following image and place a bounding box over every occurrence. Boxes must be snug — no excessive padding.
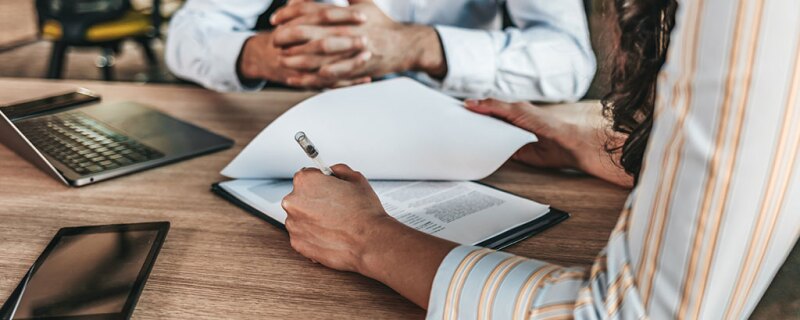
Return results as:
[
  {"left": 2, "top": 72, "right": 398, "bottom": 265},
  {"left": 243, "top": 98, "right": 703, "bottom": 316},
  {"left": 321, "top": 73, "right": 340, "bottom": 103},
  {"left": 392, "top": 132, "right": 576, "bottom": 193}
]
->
[{"left": 0, "top": 222, "right": 170, "bottom": 320}]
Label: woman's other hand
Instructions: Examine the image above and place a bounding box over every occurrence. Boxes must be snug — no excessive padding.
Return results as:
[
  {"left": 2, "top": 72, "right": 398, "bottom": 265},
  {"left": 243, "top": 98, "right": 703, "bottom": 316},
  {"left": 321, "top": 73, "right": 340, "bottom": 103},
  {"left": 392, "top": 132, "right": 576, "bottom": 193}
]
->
[{"left": 465, "top": 99, "right": 633, "bottom": 188}]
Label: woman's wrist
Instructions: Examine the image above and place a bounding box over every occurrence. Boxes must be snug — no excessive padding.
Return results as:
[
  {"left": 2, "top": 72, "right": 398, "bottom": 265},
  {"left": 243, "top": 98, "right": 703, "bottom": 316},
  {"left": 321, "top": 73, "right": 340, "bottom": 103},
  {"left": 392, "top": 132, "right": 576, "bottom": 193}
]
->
[
  {"left": 577, "top": 129, "right": 634, "bottom": 188},
  {"left": 354, "top": 215, "right": 405, "bottom": 278},
  {"left": 354, "top": 216, "right": 459, "bottom": 308}
]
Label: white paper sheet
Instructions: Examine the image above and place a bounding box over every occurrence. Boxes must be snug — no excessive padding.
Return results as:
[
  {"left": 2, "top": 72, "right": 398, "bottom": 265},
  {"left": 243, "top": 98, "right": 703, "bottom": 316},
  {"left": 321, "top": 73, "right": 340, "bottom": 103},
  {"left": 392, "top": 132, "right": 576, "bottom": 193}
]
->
[
  {"left": 221, "top": 78, "right": 536, "bottom": 180},
  {"left": 218, "top": 179, "right": 550, "bottom": 245}
]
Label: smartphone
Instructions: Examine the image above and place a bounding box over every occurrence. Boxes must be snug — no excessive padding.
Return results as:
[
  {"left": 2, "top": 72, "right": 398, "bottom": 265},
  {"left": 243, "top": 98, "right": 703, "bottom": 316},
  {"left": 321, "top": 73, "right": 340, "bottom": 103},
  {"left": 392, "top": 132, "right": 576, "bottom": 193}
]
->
[{"left": 0, "top": 89, "right": 100, "bottom": 122}]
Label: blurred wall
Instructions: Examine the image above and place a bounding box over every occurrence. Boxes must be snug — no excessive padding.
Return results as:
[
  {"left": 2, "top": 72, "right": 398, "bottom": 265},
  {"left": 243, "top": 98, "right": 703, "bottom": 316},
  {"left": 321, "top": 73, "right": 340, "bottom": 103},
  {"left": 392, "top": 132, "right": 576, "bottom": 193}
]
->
[{"left": 0, "top": 0, "right": 37, "bottom": 46}]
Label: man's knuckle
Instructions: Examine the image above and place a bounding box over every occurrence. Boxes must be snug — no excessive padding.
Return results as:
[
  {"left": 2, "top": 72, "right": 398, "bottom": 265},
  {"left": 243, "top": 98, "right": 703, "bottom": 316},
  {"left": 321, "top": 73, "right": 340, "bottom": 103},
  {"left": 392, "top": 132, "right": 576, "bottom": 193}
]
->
[
  {"left": 354, "top": 58, "right": 366, "bottom": 67},
  {"left": 289, "top": 237, "right": 302, "bottom": 251},
  {"left": 351, "top": 37, "right": 363, "bottom": 49},
  {"left": 290, "top": 27, "right": 306, "bottom": 39},
  {"left": 319, "top": 67, "right": 333, "bottom": 78},
  {"left": 333, "top": 26, "right": 351, "bottom": 36},
  {"left": 298, "top": 3, "right": 314, "bottom": 15},
  {"left": 319, "top": 40, "right": 332, "bottom": 53},
  {"left": 281, "top": 198, "right": 293, "bottom": 211},
  {"left": 510, "top": 102, "right": 530, "bottom": 113},
  {"left": 272, "top": 29, "right": 287, "bottom": 42},
  {"left": 297, "top": 59, "right": 313, "bottom": 69},
  {"left": 318, "top": 10, "right": 332, "bottom": 23}
]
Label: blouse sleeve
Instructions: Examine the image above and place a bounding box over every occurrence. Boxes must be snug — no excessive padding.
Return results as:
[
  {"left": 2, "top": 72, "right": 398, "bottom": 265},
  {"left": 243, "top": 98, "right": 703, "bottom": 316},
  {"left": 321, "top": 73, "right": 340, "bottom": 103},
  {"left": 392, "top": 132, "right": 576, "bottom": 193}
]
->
[{"left": 426, "top": 0, "right": 800, "bottom": 319}]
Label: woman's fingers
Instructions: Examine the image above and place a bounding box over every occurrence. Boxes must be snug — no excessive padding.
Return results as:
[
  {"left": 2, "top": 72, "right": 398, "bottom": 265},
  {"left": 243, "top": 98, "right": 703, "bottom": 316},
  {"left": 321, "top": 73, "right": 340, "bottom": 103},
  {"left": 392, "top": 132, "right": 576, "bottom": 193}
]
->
[
  {"left": 464, "top": 99, "right": 548, "bottom": 134},
  {"left": 280, "top": 162, "right": 389, "bottom": 273},
  {"left": 464, "top": 99, "right": 521, "bottom": 119}
]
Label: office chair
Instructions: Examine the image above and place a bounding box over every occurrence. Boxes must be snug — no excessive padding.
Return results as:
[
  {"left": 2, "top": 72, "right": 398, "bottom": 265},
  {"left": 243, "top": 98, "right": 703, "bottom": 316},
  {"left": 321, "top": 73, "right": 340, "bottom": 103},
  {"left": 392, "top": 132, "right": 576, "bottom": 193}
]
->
[{"left": 35, "top": 0, "right": 162, "bottom": 81}]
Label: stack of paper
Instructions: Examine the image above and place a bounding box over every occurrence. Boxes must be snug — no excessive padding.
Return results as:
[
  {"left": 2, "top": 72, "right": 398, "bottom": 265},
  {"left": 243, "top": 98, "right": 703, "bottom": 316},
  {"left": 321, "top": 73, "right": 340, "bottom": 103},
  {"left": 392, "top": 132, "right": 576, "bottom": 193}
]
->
[
  {"left": 221, "top": 77, "right": 536, "bottom": 180},
  {"left": 215, "top": 78, "right": 563, "bottom": 247}
]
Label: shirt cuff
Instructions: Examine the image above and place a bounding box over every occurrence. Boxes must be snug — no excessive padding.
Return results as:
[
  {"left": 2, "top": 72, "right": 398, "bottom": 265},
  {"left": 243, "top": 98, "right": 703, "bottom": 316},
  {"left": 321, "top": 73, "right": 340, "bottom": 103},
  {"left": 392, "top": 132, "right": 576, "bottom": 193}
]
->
[
  {"left": 433, "top": 25, "right": 497, "bottom": 99},
  {"left": 426, "top": 245, "right": 557, "bottom": 320},
  {"left": 427, "top": 246, "right": 489, "bottom": 320},
  {"left": 211, "top": 31, "right": 266, "bottom": 92}
]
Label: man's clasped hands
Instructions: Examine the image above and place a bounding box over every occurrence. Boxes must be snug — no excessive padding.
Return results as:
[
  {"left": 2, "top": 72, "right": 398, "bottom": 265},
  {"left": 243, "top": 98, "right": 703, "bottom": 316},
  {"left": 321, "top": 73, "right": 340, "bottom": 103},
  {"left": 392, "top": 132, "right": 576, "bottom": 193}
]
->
[{"left": 239, "top": 0, "right": 448, "bottom": 89}]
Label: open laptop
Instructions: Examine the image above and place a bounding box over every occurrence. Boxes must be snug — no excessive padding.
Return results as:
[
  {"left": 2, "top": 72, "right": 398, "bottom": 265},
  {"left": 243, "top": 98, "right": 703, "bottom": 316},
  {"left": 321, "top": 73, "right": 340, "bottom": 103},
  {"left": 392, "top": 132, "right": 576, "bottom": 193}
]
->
[{"left": 0, "top": 88, "right": 234, "bottom": 187}]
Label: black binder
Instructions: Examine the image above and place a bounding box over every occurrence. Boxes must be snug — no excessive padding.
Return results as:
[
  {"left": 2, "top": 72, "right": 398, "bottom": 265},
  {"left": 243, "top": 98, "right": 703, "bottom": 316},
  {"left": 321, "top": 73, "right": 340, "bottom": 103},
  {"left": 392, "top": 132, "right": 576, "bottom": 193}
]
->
[{"left": 211, "top": 182, "right": 569, "bottom": 250}]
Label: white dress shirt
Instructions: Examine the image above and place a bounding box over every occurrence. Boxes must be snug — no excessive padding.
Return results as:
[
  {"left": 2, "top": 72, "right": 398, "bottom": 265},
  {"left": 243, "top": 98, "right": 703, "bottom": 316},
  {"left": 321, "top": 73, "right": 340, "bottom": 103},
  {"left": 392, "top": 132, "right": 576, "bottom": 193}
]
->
[
  {"left": 165, "top": 0, "right": 595, "bottom": 102},
  {"left": 427, "top": 0, "right": 800, "bottom": 319}
]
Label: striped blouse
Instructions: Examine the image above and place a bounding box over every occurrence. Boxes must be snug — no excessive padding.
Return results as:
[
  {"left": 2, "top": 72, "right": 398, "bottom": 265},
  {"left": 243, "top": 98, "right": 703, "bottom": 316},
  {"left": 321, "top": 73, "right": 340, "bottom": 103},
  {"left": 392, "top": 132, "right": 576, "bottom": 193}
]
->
[{"left": 426, "top": 0, "right": 800, "bottom": 319}]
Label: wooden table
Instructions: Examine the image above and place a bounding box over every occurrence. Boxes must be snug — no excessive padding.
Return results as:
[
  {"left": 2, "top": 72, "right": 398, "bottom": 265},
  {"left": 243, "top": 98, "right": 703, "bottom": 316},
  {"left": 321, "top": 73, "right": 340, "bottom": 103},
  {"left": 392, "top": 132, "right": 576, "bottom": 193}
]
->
[{"left": 0, "top": 78, "right": 790, "bottom": 319}]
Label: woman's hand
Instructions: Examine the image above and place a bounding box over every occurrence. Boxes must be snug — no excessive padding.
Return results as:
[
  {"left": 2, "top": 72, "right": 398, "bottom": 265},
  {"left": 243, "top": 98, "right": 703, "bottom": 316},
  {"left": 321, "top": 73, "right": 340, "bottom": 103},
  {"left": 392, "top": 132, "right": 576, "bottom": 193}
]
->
[
  {"left": 282, "top": 164, "right": 458, "bottom": 308},
  {"left": 465, "top": 99, "right": 633, "bottom": 188},
  {"left": 281, "top": 164, "right": 393, "bottom": 273}
]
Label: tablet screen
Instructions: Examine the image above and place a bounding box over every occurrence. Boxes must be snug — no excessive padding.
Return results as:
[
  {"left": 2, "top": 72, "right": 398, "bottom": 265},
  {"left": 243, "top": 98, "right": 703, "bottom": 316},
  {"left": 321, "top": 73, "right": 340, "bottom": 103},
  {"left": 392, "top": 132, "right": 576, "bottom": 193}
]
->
[{"left": 3, "top": 223, "right": 168, "bottom": 320}]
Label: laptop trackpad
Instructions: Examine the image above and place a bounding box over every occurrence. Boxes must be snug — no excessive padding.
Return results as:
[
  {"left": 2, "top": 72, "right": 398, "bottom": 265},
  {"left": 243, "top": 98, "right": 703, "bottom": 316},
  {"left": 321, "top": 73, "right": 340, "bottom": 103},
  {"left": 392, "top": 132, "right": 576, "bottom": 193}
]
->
[{"left": 85, "top": 102, "right": 210, "bottom": 154}]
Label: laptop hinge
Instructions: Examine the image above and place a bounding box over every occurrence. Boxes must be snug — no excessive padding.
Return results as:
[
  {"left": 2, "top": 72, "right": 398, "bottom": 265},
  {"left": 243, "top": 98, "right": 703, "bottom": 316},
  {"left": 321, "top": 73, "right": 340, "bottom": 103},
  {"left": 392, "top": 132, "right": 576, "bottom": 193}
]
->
[{"left": 0, "top": 111, "right": 69, "bottom": 186}]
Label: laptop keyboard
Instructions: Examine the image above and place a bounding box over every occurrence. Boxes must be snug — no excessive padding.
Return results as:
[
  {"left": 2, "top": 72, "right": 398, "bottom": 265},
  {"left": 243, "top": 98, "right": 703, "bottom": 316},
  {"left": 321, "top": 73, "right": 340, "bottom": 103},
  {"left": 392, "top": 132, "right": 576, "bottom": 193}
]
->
[{"left": 18, "top": 112, "right": 164, "bottom": 176}]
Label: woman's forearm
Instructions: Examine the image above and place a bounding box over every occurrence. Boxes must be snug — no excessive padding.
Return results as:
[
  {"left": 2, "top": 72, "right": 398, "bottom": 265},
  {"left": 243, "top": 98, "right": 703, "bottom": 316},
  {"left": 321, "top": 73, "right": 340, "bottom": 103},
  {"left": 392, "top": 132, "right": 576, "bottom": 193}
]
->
[{"left": 357, "top": 218, "right": 459, "bottom": 309}]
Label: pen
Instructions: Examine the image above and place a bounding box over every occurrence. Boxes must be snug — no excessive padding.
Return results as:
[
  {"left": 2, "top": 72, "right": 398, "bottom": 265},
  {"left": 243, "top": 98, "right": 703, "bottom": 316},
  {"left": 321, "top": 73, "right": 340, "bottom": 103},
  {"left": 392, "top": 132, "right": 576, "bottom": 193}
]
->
[{"left": 294, "top": 131, "right": 334, "bottom": 176}]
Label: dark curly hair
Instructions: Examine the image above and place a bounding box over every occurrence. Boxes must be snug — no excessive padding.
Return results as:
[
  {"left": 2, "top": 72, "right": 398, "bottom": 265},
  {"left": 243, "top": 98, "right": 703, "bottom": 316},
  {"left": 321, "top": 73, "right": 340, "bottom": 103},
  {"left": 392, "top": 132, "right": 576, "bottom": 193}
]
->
[{"left": 603, "top": 0, "right": 678, "bottom": 183}]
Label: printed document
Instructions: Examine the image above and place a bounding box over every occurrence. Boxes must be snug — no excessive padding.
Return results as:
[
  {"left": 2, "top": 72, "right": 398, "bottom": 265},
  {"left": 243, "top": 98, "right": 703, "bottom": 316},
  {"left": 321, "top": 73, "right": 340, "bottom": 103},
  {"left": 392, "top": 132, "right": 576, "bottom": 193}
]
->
[{"left": 218, "top": 179, "right": 551, "bottom": 245}]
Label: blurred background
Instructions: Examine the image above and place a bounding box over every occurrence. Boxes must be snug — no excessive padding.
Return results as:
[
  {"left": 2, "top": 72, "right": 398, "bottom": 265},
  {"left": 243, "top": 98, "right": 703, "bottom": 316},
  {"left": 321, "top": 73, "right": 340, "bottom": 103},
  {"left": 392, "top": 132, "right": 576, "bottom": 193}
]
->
[
  {"left": 0, "top": 0, "right": 616, "bottom": 99},
  {"left": 0, "top": 0, "right": 182, "bottom": 83}
]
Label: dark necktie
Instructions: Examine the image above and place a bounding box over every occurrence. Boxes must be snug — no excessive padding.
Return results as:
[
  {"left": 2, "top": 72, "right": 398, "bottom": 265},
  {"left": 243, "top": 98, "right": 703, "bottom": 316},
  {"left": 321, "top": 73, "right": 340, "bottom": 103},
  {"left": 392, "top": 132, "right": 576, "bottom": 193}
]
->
[
  {"left": 501, "top": 2, "right": 516, "bottom": 29},
  {"left": 254, "top": 0, "right": 288, "bottom": 31}
]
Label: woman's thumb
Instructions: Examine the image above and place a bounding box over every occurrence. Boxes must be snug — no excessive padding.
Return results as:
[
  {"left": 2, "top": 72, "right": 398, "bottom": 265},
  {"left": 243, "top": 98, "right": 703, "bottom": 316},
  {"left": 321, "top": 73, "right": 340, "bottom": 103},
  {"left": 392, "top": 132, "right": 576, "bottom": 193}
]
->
[
  {"left": 465, "top": 99, "right": 523, "bottom": 122},
  {"left": 330, "top": 164, "right": 365, "bottom": 182},
  {"left": 465, "top": 99, "right": 549, "bottom": 136}
]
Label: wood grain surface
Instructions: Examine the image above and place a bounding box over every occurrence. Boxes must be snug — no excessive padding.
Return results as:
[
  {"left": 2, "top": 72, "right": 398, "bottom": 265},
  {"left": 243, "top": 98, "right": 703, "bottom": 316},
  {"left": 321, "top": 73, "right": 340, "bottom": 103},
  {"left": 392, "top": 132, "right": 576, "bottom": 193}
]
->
[{"left": 0, "top": 78, "right": 635, "bottom": 319}]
